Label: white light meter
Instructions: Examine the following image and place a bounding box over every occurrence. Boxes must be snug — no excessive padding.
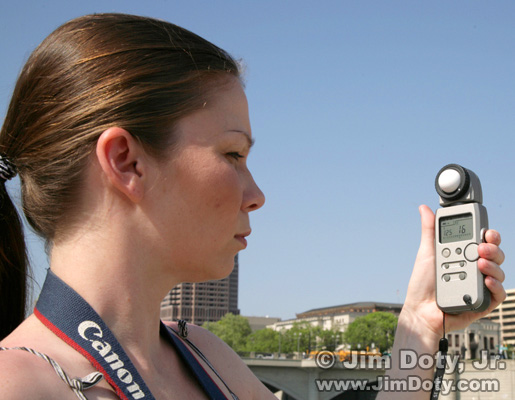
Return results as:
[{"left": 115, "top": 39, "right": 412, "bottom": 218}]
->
[{"left": 435, "top": 164, "right": 490, "bottom": 314}]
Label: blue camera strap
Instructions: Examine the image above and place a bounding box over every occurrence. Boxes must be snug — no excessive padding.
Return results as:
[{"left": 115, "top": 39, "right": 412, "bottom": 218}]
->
[{"left": 34, "top": 269, "right": 230, "bottom": 400}]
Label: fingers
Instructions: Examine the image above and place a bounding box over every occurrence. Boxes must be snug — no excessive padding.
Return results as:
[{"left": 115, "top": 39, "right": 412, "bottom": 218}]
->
[
  {"left": 484, "top": 229, "right": 501, "bottom": 246},
  {"left": 478, "top": 232, "right": 506, "bottom": 295},
  {"left": 478, "top": 242, "right": 505, "bottom": 266},
  {"left": 484, "top": 275, "right": 507, "bottom": 309},
  {"left": 478, "top": 229, "right": 505, "bottom": 282},
  {"left": 479, "top": 258, "right": 505, "bottom": 283},
  {"left": 478, "top": 228, "right": 506, "bottom": 314}
]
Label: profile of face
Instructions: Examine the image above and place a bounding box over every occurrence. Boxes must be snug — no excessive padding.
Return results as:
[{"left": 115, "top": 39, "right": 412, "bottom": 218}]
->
[{"left": 148, "top": 78, "right": 265, "bottom": 282}]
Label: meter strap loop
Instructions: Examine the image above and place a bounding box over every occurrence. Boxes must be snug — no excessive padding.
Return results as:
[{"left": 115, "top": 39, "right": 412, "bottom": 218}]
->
[{"left": 430, "top": 313, "right": 449, "bottom": 400}]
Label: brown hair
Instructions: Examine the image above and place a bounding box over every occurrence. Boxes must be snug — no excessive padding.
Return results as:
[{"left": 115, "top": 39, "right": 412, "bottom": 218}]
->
[{"left": 0, "top": 13, "right": 240, "bottom": 339}]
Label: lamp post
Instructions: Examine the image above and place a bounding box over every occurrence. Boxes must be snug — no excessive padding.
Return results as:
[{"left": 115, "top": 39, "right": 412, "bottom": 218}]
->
[
  {"left": 294, "top": 332, "right": 302, "bottom": 357},
  {"left": 308, "top": 329, "right": 312, "bottom": 353}
]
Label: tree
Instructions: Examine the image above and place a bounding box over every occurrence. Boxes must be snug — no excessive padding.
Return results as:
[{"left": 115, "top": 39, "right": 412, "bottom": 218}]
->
[
  {"left": 274, "top": 323, "right": 342, "bottom": 354},
  {"left": 343, "top": 312, "right": 397, "bottom": 352},
  {"left": 203, "top": 315, "right": 346, "bottom": 355},
  {"left": 246, "top": 328, "right": 279, "bottom": 353},
  {"left": 317, "top": 328, "right": 343, "bottom": 351},
  {"left": 278, "top": 323, "right": 313, "bottom": 354},
  {"left": 203, "top": 313, "right": 252, "bottom": 353}
]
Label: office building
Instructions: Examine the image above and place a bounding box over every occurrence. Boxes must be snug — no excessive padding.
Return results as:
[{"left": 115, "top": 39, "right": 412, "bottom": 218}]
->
[
  {"left": 244, "top": 316, "right": 281, "bottom": 332},
  {"left": 160, "top": 255, "right": 240, "bottom": 325},
  {"left": 487, "top": 288, "right": 515, "bottom": 345},
  {"left": 267, "top": 302, "right": 403, "bottom": 332},
  {"left": 446, "top": 318, "right": 500, "bottom": 359}
]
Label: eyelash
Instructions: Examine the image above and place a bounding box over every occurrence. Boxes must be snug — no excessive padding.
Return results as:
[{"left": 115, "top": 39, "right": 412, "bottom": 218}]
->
[{"left": 226, "top": 152, "right": 244, "bottom": 161}]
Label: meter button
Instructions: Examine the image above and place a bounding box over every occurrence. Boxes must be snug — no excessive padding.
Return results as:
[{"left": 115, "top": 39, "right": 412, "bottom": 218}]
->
[
  {"left": 459, "top": 272, "right": 467, "bottom": 280},
  {"left": 464, "top": 243, "right": 479, "bottom": 262},
  {"left": 443, "top": 274, "right": 451, "bottom": 282},
  {"left": 456, "top": 248, "right": 462, "bottom": 255},
  {"left": 442, "top": 248, "right": 451, "bottom": 258}
]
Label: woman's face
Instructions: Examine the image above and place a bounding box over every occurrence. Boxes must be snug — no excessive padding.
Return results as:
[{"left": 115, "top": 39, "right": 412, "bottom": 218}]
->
[{"left": 150, "top": 79, "right": 265, "bottom": 282}]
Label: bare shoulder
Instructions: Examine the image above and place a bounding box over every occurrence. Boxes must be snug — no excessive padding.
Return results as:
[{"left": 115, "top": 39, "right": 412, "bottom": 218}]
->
[
  {"left": 0, "top": 347, "right": 67, "bottom": 400},
  {"left": 0, "top": 315, "right": 92, "bottom": 400},
  {"left": 163, "top": 321, "right": 276, "bottom": 399},
  {"left": 0, "top": 316, "right": 59, "bottom": 399},
  {"left": 164, "top": 320, "right": 240, "bottom": 362}
]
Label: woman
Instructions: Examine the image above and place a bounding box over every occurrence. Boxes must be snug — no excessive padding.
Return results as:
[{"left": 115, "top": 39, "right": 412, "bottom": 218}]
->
[
  {"left": 0, "top": 13, "right": 270, "bottom": 399},
  {"left": 0, "top": 13, "right": 505, "bottom": 400}
]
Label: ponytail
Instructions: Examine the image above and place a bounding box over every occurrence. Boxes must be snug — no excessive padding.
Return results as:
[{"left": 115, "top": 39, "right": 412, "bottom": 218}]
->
[{"left": 0, "top": 179, "right": 28, "bottom": 340}]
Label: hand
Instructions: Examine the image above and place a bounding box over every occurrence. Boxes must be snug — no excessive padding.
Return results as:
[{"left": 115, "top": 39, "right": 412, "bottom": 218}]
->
[{"left": 401, "top": 205, "right": 506, "bottom": 340}]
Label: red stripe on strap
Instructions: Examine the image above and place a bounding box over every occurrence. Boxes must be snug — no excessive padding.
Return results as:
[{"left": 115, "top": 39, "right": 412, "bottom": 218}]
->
[{"left": 34, "top": 307, "right": 129, "bottom": 400}]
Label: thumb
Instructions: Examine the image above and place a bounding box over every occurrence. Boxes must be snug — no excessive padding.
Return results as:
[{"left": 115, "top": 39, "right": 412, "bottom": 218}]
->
[
  {"left": 417, "top": 204, "right": 436, "bottom": 259},
  {"left": 406, "top": 205, "right": 437, "bottom": 300},
  {"left": 419, "top": 204, "right": 435, "bottom": 240}
]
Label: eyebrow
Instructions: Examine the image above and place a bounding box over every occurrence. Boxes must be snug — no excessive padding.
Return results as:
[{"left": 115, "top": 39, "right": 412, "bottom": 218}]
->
[{"left": 228, "top": 130, "right": 255, "bottom": 149}]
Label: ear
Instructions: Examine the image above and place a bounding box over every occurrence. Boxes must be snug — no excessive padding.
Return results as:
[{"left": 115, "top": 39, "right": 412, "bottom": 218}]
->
[{"left": 96, "top": 127, "right": 147, "bottom": 203}]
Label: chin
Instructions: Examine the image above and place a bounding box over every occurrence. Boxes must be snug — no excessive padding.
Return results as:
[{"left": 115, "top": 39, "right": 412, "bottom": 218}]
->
[
  {"left": 186, "top": 256, "right": 236, "bottom": 283},
  {"left": 213, "top": 260, "right": 236, "bottom": 280},
  {"left": 211, "top": 254, "right": 238, "bottom": 280}
]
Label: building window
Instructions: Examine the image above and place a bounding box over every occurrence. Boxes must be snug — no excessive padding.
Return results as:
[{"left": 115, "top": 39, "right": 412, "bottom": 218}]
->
[{"left": 455, "top": 334, "right": 459, "bottom": 347}]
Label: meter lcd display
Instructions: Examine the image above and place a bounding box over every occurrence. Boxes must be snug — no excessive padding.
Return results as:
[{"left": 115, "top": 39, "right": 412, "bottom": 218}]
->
[{"left": 439, "top": 213, "right": 473, "bottom": 244}]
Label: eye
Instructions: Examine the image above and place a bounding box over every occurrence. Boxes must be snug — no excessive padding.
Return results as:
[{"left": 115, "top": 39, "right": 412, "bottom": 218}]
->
[{"left": 226, "top": 152, "right": 244, "bottom": 161}]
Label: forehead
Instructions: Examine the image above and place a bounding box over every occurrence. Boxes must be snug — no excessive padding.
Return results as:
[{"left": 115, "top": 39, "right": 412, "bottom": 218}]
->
[{"left": 173, "top": 80, "right": 251, "bottom": 145}]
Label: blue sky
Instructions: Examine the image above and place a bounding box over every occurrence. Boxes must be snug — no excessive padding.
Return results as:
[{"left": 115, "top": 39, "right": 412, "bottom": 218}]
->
[{"left": 2, "top": 1, "right": 515, "bottom": 320}]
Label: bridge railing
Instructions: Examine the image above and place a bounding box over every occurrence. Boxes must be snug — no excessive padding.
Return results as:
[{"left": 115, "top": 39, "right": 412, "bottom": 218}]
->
[{"left": 238, "top": 351, "right": 308, "bottom": 360}]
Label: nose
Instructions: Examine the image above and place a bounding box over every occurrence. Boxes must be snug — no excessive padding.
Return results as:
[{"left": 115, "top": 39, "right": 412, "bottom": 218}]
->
[{"left": 242, "top": 171, "right": 265, "bottom": 212}]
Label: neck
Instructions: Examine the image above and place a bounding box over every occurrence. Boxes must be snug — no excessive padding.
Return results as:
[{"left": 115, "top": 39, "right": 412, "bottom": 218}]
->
[{"left": 48, "top": 232, "right": 178, "bottom": 365}]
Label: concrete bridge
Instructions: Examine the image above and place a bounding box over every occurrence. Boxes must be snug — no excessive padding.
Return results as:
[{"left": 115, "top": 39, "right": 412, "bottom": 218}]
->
[
  {"left": 243, "top": 357, "right": 385, "bottom": 400},
  {"left": 244, "top": 357, "right": 515, "bottom": 400}
]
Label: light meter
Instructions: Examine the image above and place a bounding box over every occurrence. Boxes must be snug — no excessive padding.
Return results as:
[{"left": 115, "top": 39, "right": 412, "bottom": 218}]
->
[{"left": 434, "top": 164, "right": 490, "bottom": 314}]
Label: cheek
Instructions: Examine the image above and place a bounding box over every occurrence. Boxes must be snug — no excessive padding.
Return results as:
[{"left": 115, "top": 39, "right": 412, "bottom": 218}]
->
[
  {"left": 174, "top": 155, "right": 242, "bottom": 219},
  {"left": 204, "top": 166, "right": 242, "bottom": 214}
]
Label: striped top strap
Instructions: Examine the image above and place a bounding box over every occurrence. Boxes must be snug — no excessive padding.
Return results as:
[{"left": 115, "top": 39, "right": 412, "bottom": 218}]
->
[{"left": 0, "top": 346, "right": 104, "bottom": 400}]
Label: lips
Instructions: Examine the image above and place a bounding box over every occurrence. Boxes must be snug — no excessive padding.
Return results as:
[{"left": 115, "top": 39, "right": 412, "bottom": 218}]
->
[{"left": 234, "top": 230, "right": 251, "bottom": 248}]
